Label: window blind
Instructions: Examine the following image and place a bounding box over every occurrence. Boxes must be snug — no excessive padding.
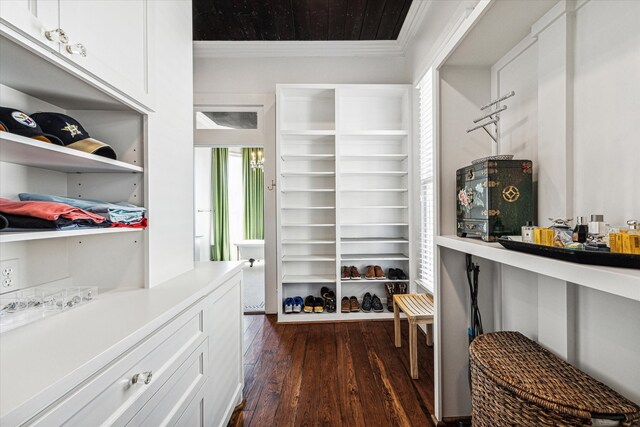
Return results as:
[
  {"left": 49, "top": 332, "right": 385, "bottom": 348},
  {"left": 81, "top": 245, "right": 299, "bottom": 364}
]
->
[{"left": 418, "top": 68, "right": 434, "bottom": 292}]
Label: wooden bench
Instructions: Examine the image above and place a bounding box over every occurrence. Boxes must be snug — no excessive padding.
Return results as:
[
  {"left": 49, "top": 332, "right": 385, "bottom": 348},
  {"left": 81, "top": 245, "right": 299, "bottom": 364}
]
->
[{"left": 393, "top": 293, "right": 434, "bottom": 379}]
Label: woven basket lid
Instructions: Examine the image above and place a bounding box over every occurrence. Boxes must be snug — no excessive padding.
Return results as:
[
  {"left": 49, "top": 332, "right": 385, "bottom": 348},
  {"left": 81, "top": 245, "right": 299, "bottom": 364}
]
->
[{"left": 470, "top": 332, "right": 640, "bottom": 421}]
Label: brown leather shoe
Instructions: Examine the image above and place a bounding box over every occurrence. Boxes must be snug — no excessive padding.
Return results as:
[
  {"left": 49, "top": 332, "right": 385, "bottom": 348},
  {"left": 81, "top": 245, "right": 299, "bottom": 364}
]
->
[
  {"left": 341, "top": 266, "right": 350, "bottom": 280},
  {"left": 350, "top": 266, "right": 361, "bottom": 280},
  {"left": 365, "top": 265, "right": 376, "bottom": 280},
  {"left": 341, "top": 297, "right": 350, "bottom": 313},
  {"left": 385, "top": 283, "right": 396, "bottom": 312},
  {"left": 396, "top": 283, "right": 407, "bottom": 294},
  {"left": 374, "top": 265, "right": 386, "bottom": 279},
  {"left": 349, "top": 296, "right": 360, "bottom": 312}
]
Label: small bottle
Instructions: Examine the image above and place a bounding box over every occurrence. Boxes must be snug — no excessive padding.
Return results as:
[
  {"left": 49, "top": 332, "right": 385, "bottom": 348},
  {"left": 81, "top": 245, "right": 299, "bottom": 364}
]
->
[
  {"left": 588, "top": 214, "right": 606, "bottom": 236},
  {"left": 521, "top": 221, "right": 535, "bottom": 243},
  {"left": 573, "top": 216, "right": 588, "bottom": 243}
]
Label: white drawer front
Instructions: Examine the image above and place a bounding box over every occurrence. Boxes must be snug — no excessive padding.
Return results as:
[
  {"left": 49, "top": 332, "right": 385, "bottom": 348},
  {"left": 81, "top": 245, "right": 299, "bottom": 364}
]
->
[
  {"left": 29, "top": 299, "right": 207, "bottom": 427},
  {"left": 126, "top": 339, "right": 208, "bottom": 427}
]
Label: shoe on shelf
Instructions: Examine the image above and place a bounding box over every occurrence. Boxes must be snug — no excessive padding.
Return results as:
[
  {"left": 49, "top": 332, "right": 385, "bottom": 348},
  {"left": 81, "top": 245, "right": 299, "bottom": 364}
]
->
[
  {"left": 293, "top": 296, "right": 304, "bottom": 313},
  {"left": 396, "top": 283, "right": 407, "bottom": 294},
  {"left": 341, "top": 266, "right": 350, "bottom": 280},
  {"left": 320, "top": 287, "right": 333, "bottom": 299},
  {"left": 321, "top": 287, "right": 336, "bottom": 313},
  {"left": 314, "top": 297, "right": 325, "bottom": 313},
  {"left": 341, "top": 297, "right": 350, "bottom": 313},
  {"left": 388, "top": 268, "right": 398, "bottom": 280},
  {"left": 371, "top": 294, "right": 384, "bottom": 313},
  {"left": 396, "top": 268, "right": 407, "bottom": 280},
  {"left": 349, "top": 296, "right": 360, "bottom": 312},
  {"left": 303, "top": 295, "right": 315, "bottom": 313},
  {"left": 384, "top": 283, "right": 396, "bottom": 312},
  {"left": 374, "top": 265, "right": 386, "bottom": 279},
  {"left": 284, "top": 297, "right": 293, "bottom": 314},
  {"left": 361, "top": 292, "right": 373, "bottom": 313},
  {"left": 350, "top": 266, "right": 362, "bottom": 280},
  {"left": 365, "top": 265, "right": 376, "bottom": 280}
]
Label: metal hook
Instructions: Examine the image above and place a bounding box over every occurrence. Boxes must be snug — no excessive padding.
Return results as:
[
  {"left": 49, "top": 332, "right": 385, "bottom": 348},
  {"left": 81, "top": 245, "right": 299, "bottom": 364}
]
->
[{"left": 267, "top": 179, "right": 276, "bottom": 191}]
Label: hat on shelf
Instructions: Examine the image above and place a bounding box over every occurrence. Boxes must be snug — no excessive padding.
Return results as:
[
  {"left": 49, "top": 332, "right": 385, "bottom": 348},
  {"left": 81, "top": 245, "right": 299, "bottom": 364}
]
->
[
  {"left": 29, "top": 112, "right": 117, "bottom": 160},
  {"left": 0, "top": 107, "right": 64, "bottom": 145}
]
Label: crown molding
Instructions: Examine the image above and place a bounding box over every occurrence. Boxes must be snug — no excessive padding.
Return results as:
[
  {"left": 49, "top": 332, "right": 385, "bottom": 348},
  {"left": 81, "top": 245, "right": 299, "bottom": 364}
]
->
[{"left": 193, "top": 1, "right": 432, "bottom": 59}]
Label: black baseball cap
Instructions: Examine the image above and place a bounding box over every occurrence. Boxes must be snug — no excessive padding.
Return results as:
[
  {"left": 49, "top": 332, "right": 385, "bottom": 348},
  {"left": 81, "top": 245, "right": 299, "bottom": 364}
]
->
[
  {"left": 0, "top": 107, "right": 64, "bottom": 145},
  {"left": 30, "top": 112, "right": 117, "bottom": 160}
]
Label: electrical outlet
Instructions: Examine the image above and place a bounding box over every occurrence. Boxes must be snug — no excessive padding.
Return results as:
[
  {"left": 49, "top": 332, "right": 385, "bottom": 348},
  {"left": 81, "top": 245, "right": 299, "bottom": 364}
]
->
[{"left": 0, "top": 259, "right": 19, "bottom": 290}]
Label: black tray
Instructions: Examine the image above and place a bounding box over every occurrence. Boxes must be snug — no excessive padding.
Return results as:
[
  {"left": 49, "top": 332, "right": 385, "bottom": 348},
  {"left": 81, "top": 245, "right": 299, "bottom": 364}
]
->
[{"left": 497, "top": 238, "right": 640, "bottom": 270}]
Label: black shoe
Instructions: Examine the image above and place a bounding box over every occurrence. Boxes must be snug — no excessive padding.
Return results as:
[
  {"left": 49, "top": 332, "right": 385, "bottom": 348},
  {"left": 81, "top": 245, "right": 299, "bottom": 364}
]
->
[
  {"left": 320, "top": 286, "right": 333, "bottom": 299},
  {"left": 371, "top": 294, "right": 384, "bottom": 313},
  {"left": 396, "top": 269, "right": 407, "bottom": 280},
  {"left": 361, "top": 292, "right": 373, "bottom": 313},
  {"left": 313, "top": 297, "right": 325, "bottom": 313},
  {"left": 303, "top": 295, "right": 315, "bottom": 313},
  {"left": 388, "top": 268, "right": 398, "bottom": 280}
]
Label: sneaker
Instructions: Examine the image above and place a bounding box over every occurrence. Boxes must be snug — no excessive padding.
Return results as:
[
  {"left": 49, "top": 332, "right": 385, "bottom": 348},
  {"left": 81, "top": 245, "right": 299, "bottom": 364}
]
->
[
  {"left": 361, "top": 292, "right": 373, "bottom": 313},
  {"left": 341, "top": 297, "right": 350, "bottom": 313},
  {"left": 341, "top": 266, "right": 350, "bottom": 280},
  {"left": 303, "top": 295, "right": 315, "bottom": 313},
  {"left": 384, "top": 283, "right": 396, "bottom": 312},
  {"left": 350, "top": 266, "right": 362, "bottom": 280},
  {"left": 365, "top": 265, "right": 376, "bottom": 280},
  {"left": 293, "top": 296, "right": 304, "bottom": 313},
  {"left": 284, "top": 297, "right": 293, "bottom": 314},
  {"left": 313, "top": 297, "right": 325, "bottom": 313},
  {"left": 374, "top": 265, "right": 386, "bottom": 279},
  {"left": 371, "top": 294, "right": 384, "bottom": 313},
  {"left": 396, "top": 268, "right": 407, "bottom": 280},
  {"left": 320, "top": 287, "right": 333, "bottom": 299},
  {"left": 396, "top": 283, "right": 407, "bottom": 294},
  {"left": 349, "top": 296, "right": 360, "bottom": 312},
  {"left": 388, "top": 268, "right": 398, "bottom": 280},
  {"left": 321, "top": 287, "right": 336, "bottom": 313}
]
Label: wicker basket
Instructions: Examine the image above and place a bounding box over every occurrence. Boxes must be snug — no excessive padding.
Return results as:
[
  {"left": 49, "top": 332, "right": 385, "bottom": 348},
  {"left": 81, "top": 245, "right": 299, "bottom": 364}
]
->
[{"left": 469, "top": 332, "right": 640, "bottom": 426}]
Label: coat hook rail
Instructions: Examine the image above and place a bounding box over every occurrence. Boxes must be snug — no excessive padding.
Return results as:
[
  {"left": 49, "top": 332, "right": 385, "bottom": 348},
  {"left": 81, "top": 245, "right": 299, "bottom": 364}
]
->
[{"left": 480, "top": 90, "right": 515, "bottom": 111}]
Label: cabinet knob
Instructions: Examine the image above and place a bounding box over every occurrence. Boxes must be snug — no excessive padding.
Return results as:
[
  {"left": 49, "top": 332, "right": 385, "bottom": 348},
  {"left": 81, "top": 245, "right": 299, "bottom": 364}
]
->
[
  {"left": 131, "top": 371, "right": 153, "bottom": 385},
  {"left": 66, "top": 43, "right": 87, "bottom": 57},
  {"left": 44, "top": 28, "right": 69, "bottom": 44}
]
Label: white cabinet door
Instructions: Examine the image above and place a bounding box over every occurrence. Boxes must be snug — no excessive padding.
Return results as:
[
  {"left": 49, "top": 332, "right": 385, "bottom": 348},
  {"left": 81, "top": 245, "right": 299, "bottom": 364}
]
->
[
  {"left": 0, "top": 0, "right": 60, "bottom": 51},
  {"left": 58, "top": 0, "right": 152, "bottom": 107}
]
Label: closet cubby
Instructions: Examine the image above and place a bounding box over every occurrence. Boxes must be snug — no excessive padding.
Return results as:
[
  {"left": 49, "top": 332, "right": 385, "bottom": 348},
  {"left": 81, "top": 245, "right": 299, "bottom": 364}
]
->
[{"left": 277, "top": 84, "right": 413, "bottom": 323}]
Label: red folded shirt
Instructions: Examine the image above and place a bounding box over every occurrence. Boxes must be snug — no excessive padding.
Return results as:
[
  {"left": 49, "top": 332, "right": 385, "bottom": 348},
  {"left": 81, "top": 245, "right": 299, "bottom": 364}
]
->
[{"left": 0, "top": 198, "right": 106, "bottom": 223}]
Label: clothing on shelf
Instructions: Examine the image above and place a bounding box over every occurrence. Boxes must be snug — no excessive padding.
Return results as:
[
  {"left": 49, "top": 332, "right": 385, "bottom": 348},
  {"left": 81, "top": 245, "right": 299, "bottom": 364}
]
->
[
  {"left": 0, "top": 198, "right": 106, "bottom": 223},
  {"left": 0, "top": 213, "right": 111, "bottom": 231}
]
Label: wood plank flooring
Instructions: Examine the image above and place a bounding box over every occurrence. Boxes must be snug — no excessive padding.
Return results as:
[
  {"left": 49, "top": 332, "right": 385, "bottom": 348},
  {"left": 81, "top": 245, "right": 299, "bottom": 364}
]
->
[{"left": 232, "top": 314, "right": 436, "bottom": 427}]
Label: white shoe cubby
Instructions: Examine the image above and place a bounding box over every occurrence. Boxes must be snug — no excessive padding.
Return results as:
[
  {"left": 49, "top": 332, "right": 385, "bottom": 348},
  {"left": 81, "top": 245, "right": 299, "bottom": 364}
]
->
[{"left": 277, "top": 84, "right": 413, "bottom": 323}]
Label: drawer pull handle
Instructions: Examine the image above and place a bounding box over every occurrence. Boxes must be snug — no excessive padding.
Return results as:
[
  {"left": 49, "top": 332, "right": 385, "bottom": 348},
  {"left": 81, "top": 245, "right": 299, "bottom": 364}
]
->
[
  {"left": 44, "top": 28, "right": 69, "bottom": 44},
  {"left": 66, "top": 43, "right": 87, "bottom": 57},
  {"left": 131, "top": 371, "right": 153, "bottom": 385}
]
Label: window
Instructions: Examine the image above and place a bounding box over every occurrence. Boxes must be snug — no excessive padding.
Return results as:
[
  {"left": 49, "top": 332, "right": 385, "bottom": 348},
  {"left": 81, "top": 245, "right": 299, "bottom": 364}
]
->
[{"left": 418, "top": 68, "right": 435, "bottom": 292}]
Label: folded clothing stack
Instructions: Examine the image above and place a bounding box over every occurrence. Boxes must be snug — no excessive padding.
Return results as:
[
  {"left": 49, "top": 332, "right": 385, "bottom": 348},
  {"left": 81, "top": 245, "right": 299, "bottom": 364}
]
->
[
  {"left": 0, "top": 198, "right": 110, "bottom": 231},
  {"left": 19, "top": 193, "right": 146, "bottom": 227}
]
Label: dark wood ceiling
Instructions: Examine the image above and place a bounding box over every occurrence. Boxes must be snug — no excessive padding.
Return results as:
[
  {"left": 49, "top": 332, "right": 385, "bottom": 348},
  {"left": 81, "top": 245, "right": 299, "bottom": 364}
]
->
[{"left": 193, "top": 0, "right": 414, "bottom": 41}]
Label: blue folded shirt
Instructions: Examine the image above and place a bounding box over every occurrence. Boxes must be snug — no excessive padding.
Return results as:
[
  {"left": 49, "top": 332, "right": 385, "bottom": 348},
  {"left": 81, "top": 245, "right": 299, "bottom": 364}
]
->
[{"left": 19, "top": 193, "right": 145, "bottom": 224}]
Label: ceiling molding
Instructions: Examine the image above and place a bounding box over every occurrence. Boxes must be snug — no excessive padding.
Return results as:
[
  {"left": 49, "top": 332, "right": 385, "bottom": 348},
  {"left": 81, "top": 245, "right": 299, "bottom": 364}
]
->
[{"left": 193, "top": 1, "right": 432, "bottom": 59}]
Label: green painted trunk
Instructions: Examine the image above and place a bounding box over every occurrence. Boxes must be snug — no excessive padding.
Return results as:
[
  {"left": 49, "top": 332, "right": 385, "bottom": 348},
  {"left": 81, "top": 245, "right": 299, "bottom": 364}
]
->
[{"left": 456, "top": 160, "right": 534, "bottom": 242}]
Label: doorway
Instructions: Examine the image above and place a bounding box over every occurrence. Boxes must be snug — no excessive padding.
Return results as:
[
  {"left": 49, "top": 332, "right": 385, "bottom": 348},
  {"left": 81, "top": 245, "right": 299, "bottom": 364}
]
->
[{"left": 194, "top": 145, "right": 266, "bottom": 314}]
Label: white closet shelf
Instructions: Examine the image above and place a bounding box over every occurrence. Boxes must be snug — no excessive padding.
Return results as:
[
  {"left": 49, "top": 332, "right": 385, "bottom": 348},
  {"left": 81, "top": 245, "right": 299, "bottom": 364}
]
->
[
  {"left": 341, "top": 238, "right": 409, "bottom": 244},
  {"left": 341, "top": 206, "right": 408, "bottom": 209},
  {"left": 0, "top": 227, "right": 143, "bottom": 243},
  {"left": 281, "top": 155, "right": 335, "bottom": 161},
  {"left": 282, "top": 255, "right": 336, "bottom": 262},
  {"left": 282, "top": 239, "right": 336, "bottom": 244},
  {"left": 282, "top": 275, "right": 336, "bottom": 283},
  {"left": 342, "top": 223, "right": 409, "bottom": 227},
  {"left": 340, "top": 154, "right": 408, "bottom": 160},
  {"left": 0, "top": 132, "right": 143, "bottom": 173},
  {"left": 341, "top": 279, "right": 409, "bottom": 284},
  {"left": 281, "top": 223, "right": 335, "bottom": 227},
  {"left": 282, "top": 206, "right": 335, "bottom": 210},
  {"left": 280, "top": 130, "right": 335, "bottom": 136},
  {"left": 341, "top": 171, "right": 407, "bottom": 176},
  {"left": 340, "top": 130, "right": 408, "bottom": 136},
  {"left": 341, "top": 189, "right": 407, "bottom": 192},
  {"left": 281, "top": 172, "right": 335, "bottom": 177},
  {"left": 436, "top": 235, "right": 640, "bottom": 302},
  {"left": 341, "top": 254, "right": 409, "bottom": 261},
  {"left": 281, "top": 189, "right": 335, "bottom": 193}
]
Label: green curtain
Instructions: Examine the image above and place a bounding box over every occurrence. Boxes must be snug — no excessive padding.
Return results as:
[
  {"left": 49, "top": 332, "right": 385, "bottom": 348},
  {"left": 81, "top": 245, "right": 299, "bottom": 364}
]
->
[
  {"left": 242, "top": 148, "right": 264, "bottom": 240},
  {"left": 211, "top": 148, "right": 231, "bottom": 261}
]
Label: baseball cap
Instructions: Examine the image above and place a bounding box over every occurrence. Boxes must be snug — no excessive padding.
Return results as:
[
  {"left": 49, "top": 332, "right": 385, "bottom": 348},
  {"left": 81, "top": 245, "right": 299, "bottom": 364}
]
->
[
  {"left": 30, "top": 112, "right": 117, "bottom": 160},
  {"left": 0, "top": 107, "right": 64, "bottom": 145}
]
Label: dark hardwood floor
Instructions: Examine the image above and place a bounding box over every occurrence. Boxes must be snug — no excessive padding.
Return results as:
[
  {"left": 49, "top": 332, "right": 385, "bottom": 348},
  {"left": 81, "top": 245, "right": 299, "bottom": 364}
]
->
[{"left": 232, "top": 314, "right": 436, "bottom": 427}]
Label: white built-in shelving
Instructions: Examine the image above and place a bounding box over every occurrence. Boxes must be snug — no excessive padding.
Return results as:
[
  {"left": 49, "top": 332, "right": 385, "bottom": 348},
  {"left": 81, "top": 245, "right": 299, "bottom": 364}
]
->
[
  {"left": 0, "top": 227, "right": 142, "bottom": 244},
  {"left": 276, "top": 84, "right": 412, "bottom": 322}
]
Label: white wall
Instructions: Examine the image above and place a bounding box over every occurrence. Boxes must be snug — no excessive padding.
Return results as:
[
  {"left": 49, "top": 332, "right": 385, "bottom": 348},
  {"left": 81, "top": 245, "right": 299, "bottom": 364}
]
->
[{"left": 146, "top": 0, "right": 194, "bottom": 287}]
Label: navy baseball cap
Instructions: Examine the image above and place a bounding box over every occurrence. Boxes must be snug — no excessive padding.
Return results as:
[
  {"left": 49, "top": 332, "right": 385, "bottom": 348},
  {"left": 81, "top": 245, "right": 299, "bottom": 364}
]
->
[
  {"left": 30, "top": 112, "right": 117, "bottom": 160},
  {"left": 0, "top": 107, "right": 64, "bottom": 145}
]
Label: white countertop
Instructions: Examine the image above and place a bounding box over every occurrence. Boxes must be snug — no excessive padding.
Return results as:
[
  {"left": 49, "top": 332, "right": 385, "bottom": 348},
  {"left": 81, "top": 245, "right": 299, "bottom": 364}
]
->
[{"left": 0, "top": 261, "right": 244, "bottom": 422}]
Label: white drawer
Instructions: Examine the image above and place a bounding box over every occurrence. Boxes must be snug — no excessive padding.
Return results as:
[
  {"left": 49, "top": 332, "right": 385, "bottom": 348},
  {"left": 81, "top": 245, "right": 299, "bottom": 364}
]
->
[
  {"left": 29, "top": 298, "right": 208, "bottom": 426},
  {"left": 126, "top": 339, "right": 208, "bottom": 427}
]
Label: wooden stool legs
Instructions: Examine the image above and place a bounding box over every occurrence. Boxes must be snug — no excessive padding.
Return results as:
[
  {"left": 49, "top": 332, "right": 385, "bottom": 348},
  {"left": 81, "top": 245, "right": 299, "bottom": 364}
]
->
[
  {"left": 409, "top": 320, "right": 419, "bottom": 379},
  {"left": 426, "top": 324, "right": 433, "bottom": 347},
  {"left": 394, "top": 301, "right": 401, "bottom": 348}
]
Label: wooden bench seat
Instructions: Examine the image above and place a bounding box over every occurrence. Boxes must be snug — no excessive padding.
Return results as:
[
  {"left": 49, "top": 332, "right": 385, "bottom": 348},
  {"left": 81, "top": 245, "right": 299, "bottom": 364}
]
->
[{"left": 393, "top": 293, "right": 434, "bottom": 379}]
